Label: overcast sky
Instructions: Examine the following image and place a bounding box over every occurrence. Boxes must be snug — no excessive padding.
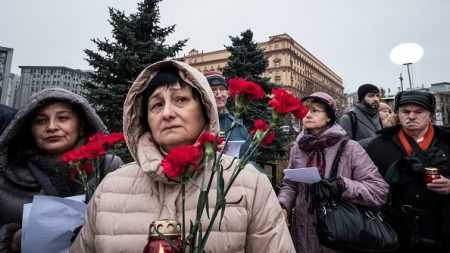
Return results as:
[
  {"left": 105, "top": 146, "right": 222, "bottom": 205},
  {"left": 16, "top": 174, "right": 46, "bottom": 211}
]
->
[{"left": 1, "top": 0, "right": 449, "bottom": 93}]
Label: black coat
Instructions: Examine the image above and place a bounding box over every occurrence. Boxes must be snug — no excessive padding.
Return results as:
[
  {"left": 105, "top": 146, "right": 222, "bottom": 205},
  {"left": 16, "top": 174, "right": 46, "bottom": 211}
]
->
[{"left": 366, "top": 124, "right": 450, "bottom": 251}]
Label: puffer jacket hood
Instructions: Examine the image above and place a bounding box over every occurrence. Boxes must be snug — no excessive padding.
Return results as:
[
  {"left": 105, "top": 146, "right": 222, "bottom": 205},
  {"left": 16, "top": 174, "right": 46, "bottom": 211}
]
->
[
  {"left": 123, "top": 60, "right": 219, "bottom": 182},
  {"left": 0, "top": 87, "right": 107, "bottom": 169}
]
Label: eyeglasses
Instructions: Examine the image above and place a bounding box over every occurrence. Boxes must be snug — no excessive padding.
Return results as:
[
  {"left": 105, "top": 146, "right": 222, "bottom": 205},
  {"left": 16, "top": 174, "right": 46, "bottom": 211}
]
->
[
  {"left": 211, "top": 87, "right": 228, "bottom": 95},
  {"left": 307, "top": 109, "right": 326, "bottom": 116}
]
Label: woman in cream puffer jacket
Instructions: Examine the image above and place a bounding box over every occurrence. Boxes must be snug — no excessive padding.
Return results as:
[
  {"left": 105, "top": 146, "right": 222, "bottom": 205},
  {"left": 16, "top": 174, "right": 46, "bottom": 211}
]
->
[{"left": 70, "top": 60, "right": 295, "bottom": 253}]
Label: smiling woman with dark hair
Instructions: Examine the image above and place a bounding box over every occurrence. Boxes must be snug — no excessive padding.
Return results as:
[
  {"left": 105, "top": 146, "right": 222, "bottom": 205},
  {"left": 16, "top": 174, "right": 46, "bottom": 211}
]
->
[{"left": 0, "top": 88, "right": 123, "bottom": 252}]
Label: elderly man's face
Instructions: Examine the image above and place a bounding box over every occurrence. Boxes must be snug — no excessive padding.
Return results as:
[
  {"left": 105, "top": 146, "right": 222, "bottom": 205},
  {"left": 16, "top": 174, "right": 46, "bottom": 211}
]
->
[
  {"left": 211, "top": 85, "right": 228, "bottom": 111},
  {"left": 398, "top": 104, "right": 433, "bottom": 132}
]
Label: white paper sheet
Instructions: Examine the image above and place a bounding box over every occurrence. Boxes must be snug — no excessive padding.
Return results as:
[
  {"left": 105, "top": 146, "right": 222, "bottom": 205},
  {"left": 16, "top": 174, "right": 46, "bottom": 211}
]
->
[
  {"left": 225, "top": 140, "right": 245, "bottom": 157},
  {"left": 284, "top": 167, "right": 321, "bottom": 183},
  {"left": 21, "top": 195, "right": 86, "bottom": 253}
]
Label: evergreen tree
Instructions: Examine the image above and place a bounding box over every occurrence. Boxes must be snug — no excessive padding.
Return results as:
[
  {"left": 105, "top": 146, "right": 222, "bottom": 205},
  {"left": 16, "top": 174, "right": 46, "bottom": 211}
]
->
[
  {"left": 84, "top": 0, "right": 187, "bottom": 132},
  {"left": 222, "top": 30, "right": 289, "bottom": 163}
]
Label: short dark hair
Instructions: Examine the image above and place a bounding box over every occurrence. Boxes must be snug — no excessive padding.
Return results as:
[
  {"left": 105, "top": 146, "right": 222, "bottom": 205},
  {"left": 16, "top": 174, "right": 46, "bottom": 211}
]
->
[
  {"left": 140, "top": 66, "right": 208, "bottom": 132},
  {"left": 10, "top": 99, "right": 87, "bottom": 165}
]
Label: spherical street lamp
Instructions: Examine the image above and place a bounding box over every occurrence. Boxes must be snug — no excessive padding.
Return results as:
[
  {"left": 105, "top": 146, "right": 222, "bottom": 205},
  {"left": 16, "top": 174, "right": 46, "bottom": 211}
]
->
[{"left": 390, "top": 43, "right": 424, "bottom": 91}]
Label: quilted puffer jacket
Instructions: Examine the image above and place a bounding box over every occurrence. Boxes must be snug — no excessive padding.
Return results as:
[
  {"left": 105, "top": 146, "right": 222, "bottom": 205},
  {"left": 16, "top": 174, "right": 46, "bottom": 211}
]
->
[{"left": 70, "top": 60, "right": 295, "bottom": 253}]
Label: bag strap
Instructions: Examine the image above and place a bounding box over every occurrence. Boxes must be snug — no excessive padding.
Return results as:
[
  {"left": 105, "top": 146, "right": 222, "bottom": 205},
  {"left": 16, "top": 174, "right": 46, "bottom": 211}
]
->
[
  {"left": 404, "top": 133, "right": 430, "bottom": 165},
  {"left": 347, "top": 111, "right": 357, "bottom": 140},
  {"left": 329, "top": 139, "right": 349, "bottom": 178}
]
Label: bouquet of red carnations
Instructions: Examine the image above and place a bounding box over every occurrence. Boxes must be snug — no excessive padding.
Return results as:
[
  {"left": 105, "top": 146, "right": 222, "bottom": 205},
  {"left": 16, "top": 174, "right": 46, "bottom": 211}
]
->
[
  {"left": 61, "top": 132, "right": 125, "bottom": 202},
  {"left": 156, "top": 78, "right": 307, "bottom": 253}
]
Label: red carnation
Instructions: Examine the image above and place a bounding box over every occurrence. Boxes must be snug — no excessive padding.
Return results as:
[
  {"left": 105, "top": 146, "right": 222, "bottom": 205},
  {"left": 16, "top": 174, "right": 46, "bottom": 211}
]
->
[
  {"left": 161, "top": 145, "right": 203, "bottom": 178},
  {"left": 80, "top": 163, "right": 94, "bottom": 174},
  {"left": 88, "top": 132, "right": 107, "bottom": 143},
  {"left": 81, "top": 142, "right": 106, "bottom": 160},
  {"left": 228, "top": 78, "right": 265, "bottom": 100},
  {"left": 61, "top": 149, "right": 84, "bottom": 164},
  {"left": 69, "top": 168, "right": 78, "bottom": 178},
  {"left": 197, "top": 132, "right": 223, "bottom": 148},
  {"left": 268, "top": 88, "right": 307, "bottom": 119},
  {"left": 103, "top": 132, "right": 125, "bottom": 146},
  {"left": 250, "top": 119, "right": 275, "bottom": 146}
]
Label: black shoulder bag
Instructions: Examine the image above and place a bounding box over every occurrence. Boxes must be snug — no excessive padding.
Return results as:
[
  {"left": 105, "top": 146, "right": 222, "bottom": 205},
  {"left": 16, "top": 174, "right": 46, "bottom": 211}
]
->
[{"left": 315, "top": 139, "right": 399, "bottom": 252}]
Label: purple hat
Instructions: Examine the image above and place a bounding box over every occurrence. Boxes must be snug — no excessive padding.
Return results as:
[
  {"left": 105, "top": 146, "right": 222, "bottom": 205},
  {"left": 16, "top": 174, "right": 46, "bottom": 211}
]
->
[{"left": 302, "top": 92, "right": 337, "bottom": 123}]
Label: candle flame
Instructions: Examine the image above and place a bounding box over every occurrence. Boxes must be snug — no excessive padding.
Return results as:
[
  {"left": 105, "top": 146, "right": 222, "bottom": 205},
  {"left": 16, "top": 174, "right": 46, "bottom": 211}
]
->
[{"left": 159, "top": 241, "right": 165, "bottom": 253}]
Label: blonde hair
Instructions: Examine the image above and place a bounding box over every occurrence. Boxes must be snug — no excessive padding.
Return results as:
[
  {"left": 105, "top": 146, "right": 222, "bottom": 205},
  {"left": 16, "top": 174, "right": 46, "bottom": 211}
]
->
[{"left": 383, "top": 113, "right": 399, "bottom": 128}]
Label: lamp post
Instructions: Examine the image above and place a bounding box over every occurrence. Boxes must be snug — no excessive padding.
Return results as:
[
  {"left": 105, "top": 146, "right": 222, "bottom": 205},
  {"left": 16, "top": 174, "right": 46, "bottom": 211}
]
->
[
  {"left": 399, "top": 73, "right": 404, "bottom": 91},
  {"left": 389, "top": 43, "right": 424, "bottom": 90}
]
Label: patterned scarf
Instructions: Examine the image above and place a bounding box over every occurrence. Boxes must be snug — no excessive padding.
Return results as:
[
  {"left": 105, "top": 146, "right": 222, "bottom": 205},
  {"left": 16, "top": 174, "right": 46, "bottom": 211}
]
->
[
  {"left": 28, "top": 155, "right": 79, "bottom": 197},
  {"left": 297, "top": 133, "right": 341, "bottom": 177}
]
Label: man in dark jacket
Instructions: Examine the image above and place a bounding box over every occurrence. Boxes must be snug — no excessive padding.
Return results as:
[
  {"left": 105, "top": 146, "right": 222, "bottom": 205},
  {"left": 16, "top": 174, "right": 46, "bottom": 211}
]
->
[
  {"left": 0, "top": 104, "right": 16, "bottom": 135},
  {"left": 366, "top": 90, "right": 450, "bottom": 252},
  {"left": 339, "top": 83, "right": 382, "bottom": 141}
]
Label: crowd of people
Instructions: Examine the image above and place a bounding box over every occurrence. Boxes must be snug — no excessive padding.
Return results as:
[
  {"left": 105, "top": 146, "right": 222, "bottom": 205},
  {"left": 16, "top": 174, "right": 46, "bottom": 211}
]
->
[{"left": 0, "top": 60, "right": 449, "bottom": 252}]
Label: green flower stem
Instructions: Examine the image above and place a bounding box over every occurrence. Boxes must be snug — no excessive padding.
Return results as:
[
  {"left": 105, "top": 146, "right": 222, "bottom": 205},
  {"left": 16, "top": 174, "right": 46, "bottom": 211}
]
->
[
  {"left": 195, "top": 123, "right": 273, "bottom": 252},
  {"left": 181, "top": 176, "right": 187, "bottom": 253},
  {"left": 94, "top": 156, "right": 101, "bottom": 186}
]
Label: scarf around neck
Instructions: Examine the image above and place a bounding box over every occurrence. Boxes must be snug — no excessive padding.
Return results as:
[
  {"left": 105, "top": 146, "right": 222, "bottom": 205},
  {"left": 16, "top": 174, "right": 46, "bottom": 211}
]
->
[
  {"left": 297, "top": 130, "right": 341, "bottom": 177},
  {"left": 398, "top": 123, "right": 434, "bottom": 156},
  {"left": 28, "top": 155, "right": 79, "bottom": 197},
  {"left": 356, "top": 101, "right": 379, "bottom": 117}
]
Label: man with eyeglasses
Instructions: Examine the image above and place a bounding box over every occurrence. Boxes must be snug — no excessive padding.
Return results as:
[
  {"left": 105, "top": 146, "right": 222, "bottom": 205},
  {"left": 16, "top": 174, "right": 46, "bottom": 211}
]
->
[
  {"left": 204, "top": 71, "right": 249, "bottom": 145},
  {"left": 339, "top": 83, "right": 382, "bottom": 141}
]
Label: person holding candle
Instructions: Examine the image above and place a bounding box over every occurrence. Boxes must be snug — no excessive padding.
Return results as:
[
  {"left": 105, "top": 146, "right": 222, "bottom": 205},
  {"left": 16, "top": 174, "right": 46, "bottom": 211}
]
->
[
  {"left": 366, "top": 90, "right": 450, "bottom": 252},
  {"left": 70, "top": 60, "right": 295, "bottom": 252}
]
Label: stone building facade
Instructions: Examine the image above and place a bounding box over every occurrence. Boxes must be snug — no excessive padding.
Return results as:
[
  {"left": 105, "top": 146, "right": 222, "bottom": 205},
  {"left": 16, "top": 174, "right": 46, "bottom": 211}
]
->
[{"left": 182, "top": 33, "right": 344, "bottom": 113}]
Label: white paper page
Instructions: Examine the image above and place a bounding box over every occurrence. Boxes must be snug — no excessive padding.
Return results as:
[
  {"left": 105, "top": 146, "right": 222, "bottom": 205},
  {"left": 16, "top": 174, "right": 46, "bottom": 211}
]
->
[
  {"left": 225, "top": 140, "right": 245, "bottom": 157},
  {"left": 284, "top": 167, "right": 321, "bottom": 183},
  {"left": 22, "top": 195, "right": 86, "bottom": 253}
]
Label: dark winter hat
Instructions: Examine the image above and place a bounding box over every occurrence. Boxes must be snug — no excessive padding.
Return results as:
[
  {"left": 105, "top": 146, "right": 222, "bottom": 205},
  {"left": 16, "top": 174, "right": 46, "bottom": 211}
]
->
[
  {"left": 358, "top": 83, "right": 380, "bottom": 101},
  {"left": 302, "top": 92, "right": 337, "bottom": 123},
  {"left": 394, "top": 91, "right": 436, "bottom": 113},
  {"left": 204, "top": 71, "right": 228, "bottom": 89}
]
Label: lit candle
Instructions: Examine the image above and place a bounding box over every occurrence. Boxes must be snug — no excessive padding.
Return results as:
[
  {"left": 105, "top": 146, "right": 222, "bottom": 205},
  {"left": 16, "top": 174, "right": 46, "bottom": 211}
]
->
[{"left": 159, "top": 242, "right": 165, "bottom": 253}]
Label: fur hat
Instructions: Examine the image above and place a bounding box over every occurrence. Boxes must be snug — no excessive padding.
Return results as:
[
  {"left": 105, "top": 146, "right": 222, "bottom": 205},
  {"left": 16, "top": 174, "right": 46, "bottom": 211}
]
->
[
  {"left": 302, "top": 92, "right": 337, "bottom": 123},
  {"left": 394, "top": 91, "right": 436, "bottom": 113},
  {"left": 358, "top": 84, "right": 379, "bottom": 101},
  {"left": 203, "top": 71, "right": 228, "bottom": 89}
]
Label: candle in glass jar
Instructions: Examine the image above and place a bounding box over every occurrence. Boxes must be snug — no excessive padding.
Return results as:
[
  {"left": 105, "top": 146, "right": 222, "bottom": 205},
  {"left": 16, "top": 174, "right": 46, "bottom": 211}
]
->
[
  {"left": 424, "top": 167, "right": 440, "bottom": 184},
  {"left": 143, "top": 219, "right": 181, "bottom": 253}
]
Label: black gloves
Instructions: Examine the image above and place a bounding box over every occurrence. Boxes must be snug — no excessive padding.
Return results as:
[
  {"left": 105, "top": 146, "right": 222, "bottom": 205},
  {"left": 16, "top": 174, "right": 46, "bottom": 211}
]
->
[
  {"left": 71, "top": 225, "right": 82, "bottom": 242},
  {"left": 311, "top": 177, "right": 346, "bottom": 200},
  {"left": 403, "top": 155, "right": 425, "bottom": 174}
]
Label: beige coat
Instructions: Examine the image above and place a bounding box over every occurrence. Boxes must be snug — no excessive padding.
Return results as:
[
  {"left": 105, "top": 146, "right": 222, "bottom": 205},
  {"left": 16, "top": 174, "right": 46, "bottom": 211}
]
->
[{"left": 70, "top": 60, "right": 295, "bottom": 253}]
